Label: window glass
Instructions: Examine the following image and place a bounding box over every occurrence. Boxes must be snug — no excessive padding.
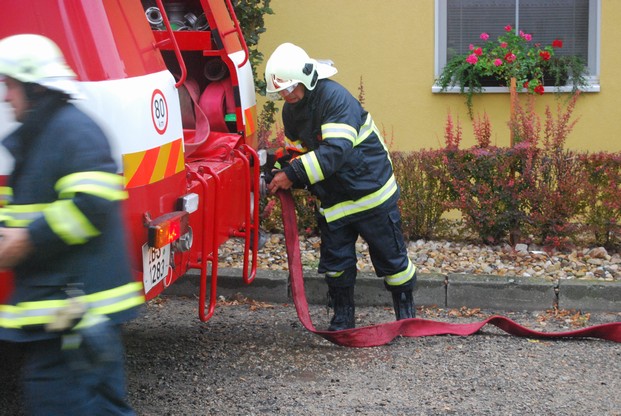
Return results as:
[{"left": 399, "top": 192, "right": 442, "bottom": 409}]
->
[{"left": 446, "top": 0, "right": 590, "bottom": 64}]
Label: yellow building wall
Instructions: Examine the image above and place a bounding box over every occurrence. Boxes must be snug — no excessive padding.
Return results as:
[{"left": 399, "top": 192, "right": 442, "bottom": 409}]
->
[{"left": 256, "top": 0, "right": 621, "bottom": 153}]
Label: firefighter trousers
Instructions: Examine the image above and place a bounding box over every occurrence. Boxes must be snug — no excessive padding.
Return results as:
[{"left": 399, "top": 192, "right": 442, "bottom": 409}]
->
[
  {"left": 21, "top": 321, "right": 135, "bottom": 416},
  {"left": 317, "top": 199, "right": 416, "bottom": 292}
]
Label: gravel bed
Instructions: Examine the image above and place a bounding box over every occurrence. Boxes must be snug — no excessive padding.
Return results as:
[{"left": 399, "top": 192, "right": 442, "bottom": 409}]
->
[{"left": 219, "top": 234, "right": 621, "bottom": 282}]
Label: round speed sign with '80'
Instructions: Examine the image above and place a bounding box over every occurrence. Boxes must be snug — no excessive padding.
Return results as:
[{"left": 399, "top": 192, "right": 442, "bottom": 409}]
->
[{"left": 151, "top": 89, "right": 168, "bottom": 135}]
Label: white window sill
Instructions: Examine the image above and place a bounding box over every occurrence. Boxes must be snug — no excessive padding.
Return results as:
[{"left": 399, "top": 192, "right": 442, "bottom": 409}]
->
[{"left": 432, "top": 82, "right": 600, "bottom": 94}]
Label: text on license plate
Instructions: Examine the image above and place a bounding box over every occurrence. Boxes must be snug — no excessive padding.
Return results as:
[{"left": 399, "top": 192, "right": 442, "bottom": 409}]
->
[{"left": 142, "top": 243, "right": 170, "bottom": 294}]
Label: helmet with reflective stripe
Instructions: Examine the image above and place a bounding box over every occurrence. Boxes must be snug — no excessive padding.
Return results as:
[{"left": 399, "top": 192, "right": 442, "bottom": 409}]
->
[
  {"left": 0, "top": 34, "right": 80, "bottom": 98},
  {"left": 265, "top": 43, "right": 337, "bottom": 96}
]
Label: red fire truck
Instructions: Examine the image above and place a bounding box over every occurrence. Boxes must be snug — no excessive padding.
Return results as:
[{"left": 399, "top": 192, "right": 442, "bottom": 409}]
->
[{"left": 0, "top": 0, "right": 263, "bottom": 321}]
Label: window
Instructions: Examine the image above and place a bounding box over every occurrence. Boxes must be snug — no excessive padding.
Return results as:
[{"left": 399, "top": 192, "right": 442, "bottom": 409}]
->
[{"left": 434, "top": 0, "right": 600, "bottom": 91}]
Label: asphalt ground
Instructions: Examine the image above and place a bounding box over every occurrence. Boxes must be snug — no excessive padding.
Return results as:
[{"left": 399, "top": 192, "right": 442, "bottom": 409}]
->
[
  {"left": 120, "top": 297, "right": 621, "bottom": 416},
  {"left": 1, "top": 268, "right": 619, "bottom": 415},
  {"left": 1, "top": 302, "right": 619, "bottom": 415}
]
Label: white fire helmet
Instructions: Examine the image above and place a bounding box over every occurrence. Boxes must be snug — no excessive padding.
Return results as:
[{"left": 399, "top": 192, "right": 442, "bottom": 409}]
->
[
  {"left": 265, "top": 42, "right": 337, "bottom": 100},
  {"left": 0, "top": 34, "right": 81, "bottom": 98}
]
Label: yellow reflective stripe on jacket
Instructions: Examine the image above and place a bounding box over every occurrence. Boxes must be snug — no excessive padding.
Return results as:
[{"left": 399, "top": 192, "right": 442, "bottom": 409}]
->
[
  {"left": 384, "top": 259, "right": 416, "bottom": 286},
  {"left": 73, "top": 313, "right": 109, "bottom": 331},
  {"left": 300, "top": 152, "right": 325, "bottom": 184},
  {"left": 356, "top": 117, "right": 374, "bottom": 145},
  {"left": 0, "top": 282, "right": 144, "bottom": 329},
  {"left": 45, "top": 200, "right": 100, "bottom": 245},
  {"left": 354, "top": 115, "right": 392, "bottom": 163},
  {"left": 0, "top": 202, "right": 101, "bottom": 243},
  {"left": 369, "top": 118, "right": 392, "bottom": 165},
  {"left": 0, "top": 304, "right": 21, "bottom": 328},
  {"left": 321, "top": 122, "right": 357, "bottom": 144},
  {"left": 319, "top": 174, "right": 398, "bottom": 223},
  {"left": 355, "top": 115, "right": 392, "bottom": 162},
  {"left": 285, "top": 138, "right": 307, "bottom": 153},
  {"left": 10, "top": 298, "right": 70, "bottom": 327},
  {"left": 0, "top": 203, "right": 48, "bottom": 227},
  {"left": 55, "top": 171, "right": 127, "bottom": 201},
  {"left": 84, "top": 281, "right": 145, "bottom": 315},
  {"left": 0, "top": 186, "right": 12, "bottom": 207},
  {"left": 322, "top": 114, "right": 375, "bottom": 147}
]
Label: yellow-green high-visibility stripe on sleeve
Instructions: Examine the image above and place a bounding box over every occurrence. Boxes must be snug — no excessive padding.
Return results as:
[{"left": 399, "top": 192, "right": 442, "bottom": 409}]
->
[
  {"left": 319, "top": 174, "right": 398, "bottom": 223},
  {"left": 384, "top": 259, "right": 416, "bottom": 287},
  {"left": 0, "top": 186, "right": 12, "bottom": 207},
  {"left": 55, "top": 171, "right": 127, "bottom": 201},
  {"left": 45, "top": 199, "right": 100, "bottom": 245},
  {"left": 321, "top": 122, "right": 357, "bottom": 144},
  {"left": 300, "top": 151, "right": 325, "bottom": 184},
  {"left": 0, "top": 203, "right": 48, "bottom": 227}
]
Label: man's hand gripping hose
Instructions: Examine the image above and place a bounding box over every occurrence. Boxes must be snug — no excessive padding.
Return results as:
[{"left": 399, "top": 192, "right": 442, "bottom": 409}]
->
[{"left": 275, "top": 189, "right": 621, "bottom": 347}]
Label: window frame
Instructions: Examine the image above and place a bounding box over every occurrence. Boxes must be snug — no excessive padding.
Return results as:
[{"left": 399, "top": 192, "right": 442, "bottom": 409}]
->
[{"left": 432, "top": 0, "right": 601, "bottom": 93}]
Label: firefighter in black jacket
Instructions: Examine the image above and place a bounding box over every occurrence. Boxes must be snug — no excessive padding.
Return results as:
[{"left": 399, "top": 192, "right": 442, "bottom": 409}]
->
[
  {"left": 265, "top": 43, "right": 416, "bottom": 331},
  {"left": 0, "top": 34, "right": 143, "bottom": 415}
]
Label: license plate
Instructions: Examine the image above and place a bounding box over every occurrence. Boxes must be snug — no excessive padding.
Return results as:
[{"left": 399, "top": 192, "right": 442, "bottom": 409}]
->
[{"left": 142, "top": 243, "right": 171, "bottom": 294}]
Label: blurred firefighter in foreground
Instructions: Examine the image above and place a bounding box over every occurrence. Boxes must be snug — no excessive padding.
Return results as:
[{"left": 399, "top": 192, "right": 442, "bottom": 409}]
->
[
  {"left": 0, "top": 34, "right": 143, "bottom": 415},
  {"left": 265, "top": 43, "right": 416, "bottom": 331}
]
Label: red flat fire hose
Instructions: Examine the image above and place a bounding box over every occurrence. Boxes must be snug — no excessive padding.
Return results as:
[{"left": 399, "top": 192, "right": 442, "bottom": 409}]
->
[{"left": 276, "top": 190, "right": 621, "bottom": 347}]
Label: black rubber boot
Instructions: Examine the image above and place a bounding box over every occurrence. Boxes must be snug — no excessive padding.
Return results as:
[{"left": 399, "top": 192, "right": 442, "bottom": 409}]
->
[
  {"left": 391, "top": 290, "right": 415, "bottom": 320},
  {"left": 327, "top": 286, "right": 355, "bottom": 331}
]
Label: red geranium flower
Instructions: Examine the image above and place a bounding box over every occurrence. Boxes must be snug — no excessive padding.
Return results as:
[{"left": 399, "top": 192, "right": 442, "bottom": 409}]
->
[
  {"left": 438, "top": 23, "right": 587, "bottom": 116},
  {"left": 539, "top": 50, "right": 551, "bottom": 61},
  {"left": 504, "top": 53, "right": 516, "bottom": 63},
  {"left": 466, "top": 53, "right": 478, "bottom": 65}
]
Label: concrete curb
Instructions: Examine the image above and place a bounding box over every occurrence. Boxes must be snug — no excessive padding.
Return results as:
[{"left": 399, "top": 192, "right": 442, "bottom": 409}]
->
[{"left": 163, "top": 268, "right": 621, "bottom": 312}]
